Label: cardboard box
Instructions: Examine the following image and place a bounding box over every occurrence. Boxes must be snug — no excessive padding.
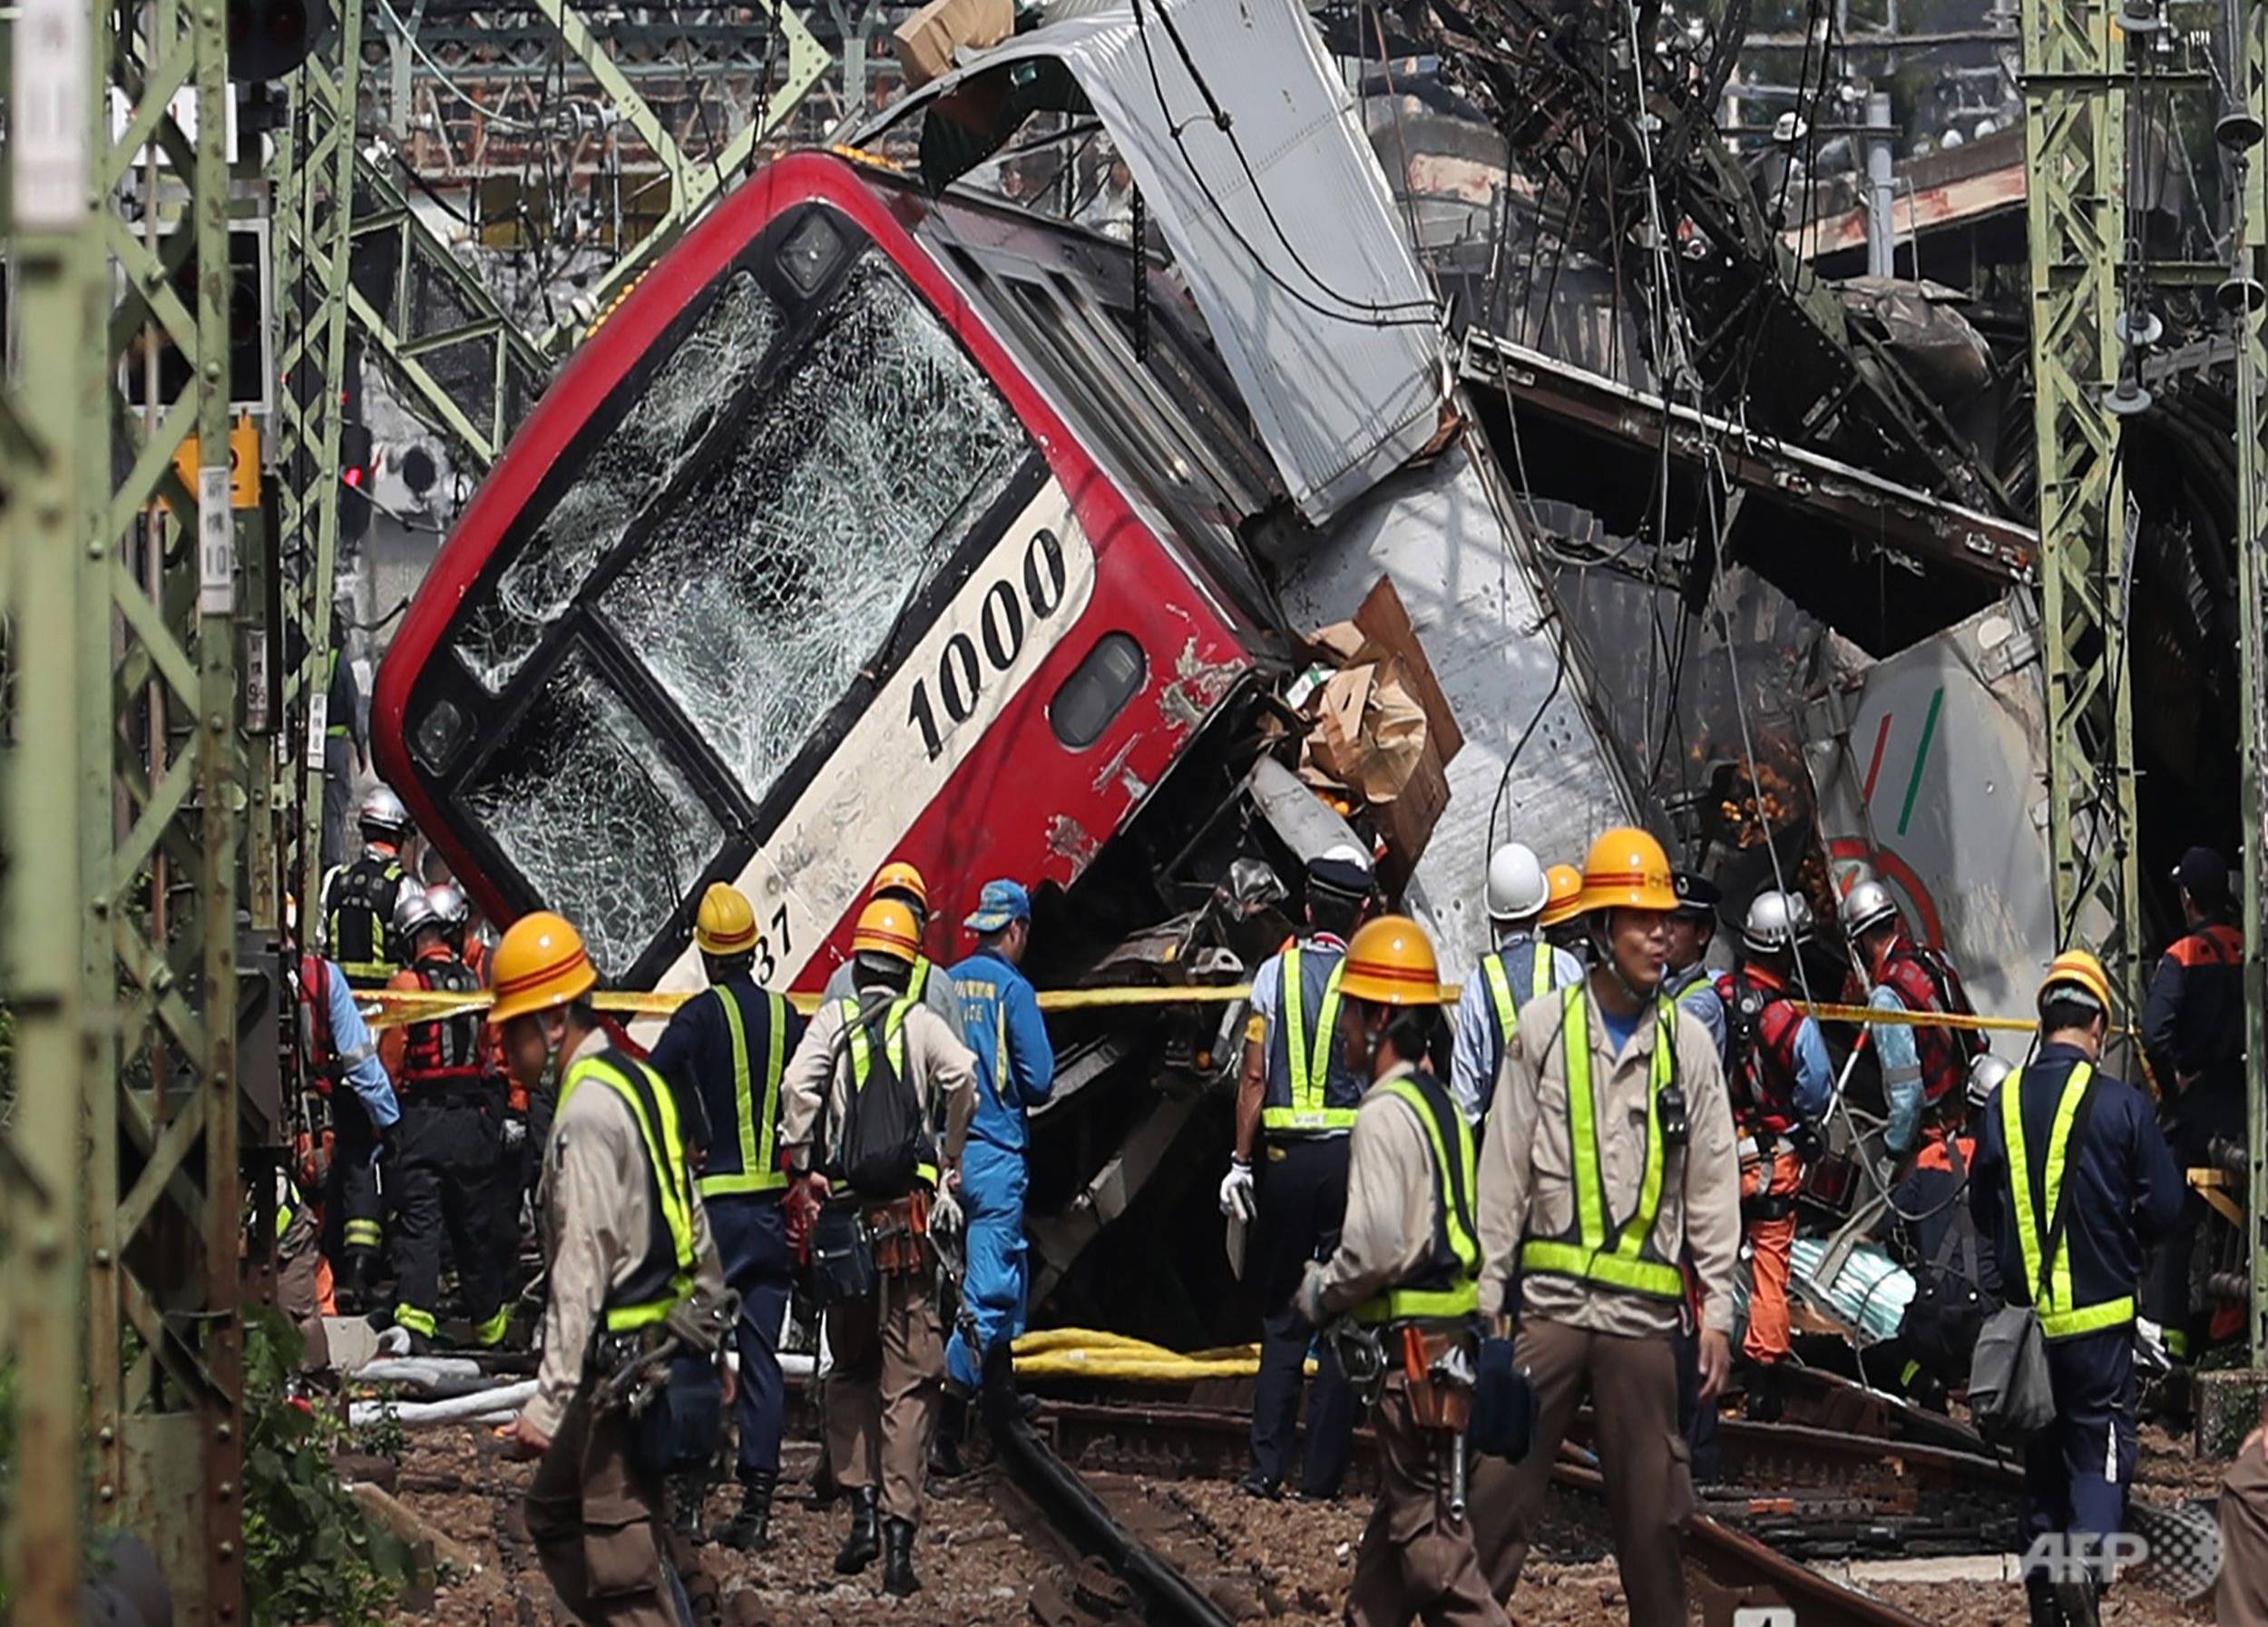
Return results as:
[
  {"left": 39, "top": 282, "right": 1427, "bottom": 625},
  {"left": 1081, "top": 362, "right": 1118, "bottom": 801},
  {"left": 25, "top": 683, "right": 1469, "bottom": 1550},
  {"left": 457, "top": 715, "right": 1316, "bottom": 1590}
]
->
[{"left": 893, "top": 0, "right": 1013, "bottom": 89}]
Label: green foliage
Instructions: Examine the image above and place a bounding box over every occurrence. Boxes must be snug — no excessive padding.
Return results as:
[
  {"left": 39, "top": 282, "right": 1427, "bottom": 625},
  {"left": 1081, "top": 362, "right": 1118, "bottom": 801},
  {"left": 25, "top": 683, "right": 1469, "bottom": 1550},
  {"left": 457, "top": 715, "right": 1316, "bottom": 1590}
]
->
[
  {"left": 351, "top": 1398, "right": 407, "bottom": 1466},
  {"left": 241, "top": 1311, "right": 414, "bottom": 1627}
]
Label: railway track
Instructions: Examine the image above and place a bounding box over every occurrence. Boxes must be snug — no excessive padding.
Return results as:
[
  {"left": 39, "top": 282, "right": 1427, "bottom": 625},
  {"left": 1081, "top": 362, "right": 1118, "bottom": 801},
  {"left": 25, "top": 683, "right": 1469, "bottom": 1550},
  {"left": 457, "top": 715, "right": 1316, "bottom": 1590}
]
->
[{"left": 1016, "top": 1394, "right": 2001, "bottom": 1627}]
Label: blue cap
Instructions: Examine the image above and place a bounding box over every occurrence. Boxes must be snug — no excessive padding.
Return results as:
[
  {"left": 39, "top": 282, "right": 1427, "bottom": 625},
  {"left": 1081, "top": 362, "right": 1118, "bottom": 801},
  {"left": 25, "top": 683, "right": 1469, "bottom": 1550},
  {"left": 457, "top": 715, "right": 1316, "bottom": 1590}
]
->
[{"left": 964, "top": 878, "right": 1032, "bottom": 933}]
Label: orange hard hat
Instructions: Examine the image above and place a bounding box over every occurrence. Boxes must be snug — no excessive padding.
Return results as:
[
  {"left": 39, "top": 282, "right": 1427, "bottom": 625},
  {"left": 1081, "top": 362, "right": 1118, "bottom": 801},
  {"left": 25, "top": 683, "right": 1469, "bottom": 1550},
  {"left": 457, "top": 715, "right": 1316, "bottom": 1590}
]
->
[
  {"left": 489, "top": 910, "right": 598, "bottom": 1025},
  {"left": 1338, "top": 915, "right": 1443, "bottom": 1006},
  {"left": 1537, "top": 865, "right": 1587, "bottom": 929},
  {"left": 851, "top": 897, "right": 923, "bottom": 966},
  {"left": 1577, "top": 826, "right": 1677, "bottom": 914},
  {"left": 694, "top": 881, "right": 758, "bottom": 956},
  {"left": 2039, "top": 947, "right": 2114, "bottom": 1014}
]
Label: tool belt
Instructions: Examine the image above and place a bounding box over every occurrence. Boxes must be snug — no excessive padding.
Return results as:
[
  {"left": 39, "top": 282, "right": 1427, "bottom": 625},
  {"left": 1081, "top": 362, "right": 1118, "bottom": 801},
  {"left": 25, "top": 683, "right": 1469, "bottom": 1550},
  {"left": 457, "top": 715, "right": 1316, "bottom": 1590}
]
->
[
  {"left": 866, "top": 1190, "right": 932, "bottom": 1277},
  {"left": 1395, "top": 1323, "right": 1477, "bottom": 1433}
]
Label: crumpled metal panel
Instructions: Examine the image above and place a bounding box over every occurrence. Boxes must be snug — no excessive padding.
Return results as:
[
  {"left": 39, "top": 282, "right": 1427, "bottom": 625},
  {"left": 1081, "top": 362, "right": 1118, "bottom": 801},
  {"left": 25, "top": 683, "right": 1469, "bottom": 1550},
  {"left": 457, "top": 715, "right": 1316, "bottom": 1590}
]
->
[
  {"left": 861, "top": 0, "right": 1448, "bottom": 524},
  {"left": 1801, "top": 594, "right": 2116, "bottom": 1059}
]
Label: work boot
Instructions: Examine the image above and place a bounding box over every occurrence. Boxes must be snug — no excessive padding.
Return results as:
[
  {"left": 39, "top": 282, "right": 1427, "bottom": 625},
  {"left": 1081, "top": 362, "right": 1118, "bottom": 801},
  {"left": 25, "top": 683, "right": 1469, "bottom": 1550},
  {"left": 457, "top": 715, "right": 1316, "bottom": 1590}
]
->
[
  {"left": 832, "top": 1488, "right": 880, "bottom": 1575},
  {"left": 930, "top": 1394, "right": 968, "bottom": 1479},
  {"left": 1745, "top": 1362, "right": 1785, "bottom": 1424},
  {"left": 719, "top": 1474, "right": 775, "bottom": 1553},
  {"left": 980, "top": 1339, "right": 1038, "bottom": 1427},
  {"left": 2024, "top": 1571, "right": 2062, "bottom": 1627},
  {"left": 669, "top": 1472, "right": 710, "bottom": 1544},
  {"left": 880, "top": 1517, "right": 920, "bottom": 1598},
  {"left": 339, "top": 1250, "right": 378, "bottom": 1315}
]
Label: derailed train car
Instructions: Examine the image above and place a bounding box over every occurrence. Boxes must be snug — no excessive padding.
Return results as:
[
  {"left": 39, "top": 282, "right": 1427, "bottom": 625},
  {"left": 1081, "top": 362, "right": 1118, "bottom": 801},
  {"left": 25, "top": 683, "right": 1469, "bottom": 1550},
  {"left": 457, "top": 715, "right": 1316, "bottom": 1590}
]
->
[{"left": 374, "top": 0, "right": 1632, "bottom": 1336}]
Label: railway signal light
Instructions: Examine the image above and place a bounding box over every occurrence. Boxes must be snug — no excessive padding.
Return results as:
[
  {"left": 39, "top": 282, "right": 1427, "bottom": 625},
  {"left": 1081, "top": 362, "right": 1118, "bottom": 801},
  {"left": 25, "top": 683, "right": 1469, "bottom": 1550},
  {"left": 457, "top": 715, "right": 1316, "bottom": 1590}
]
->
[
  {"left": 226, "top": 0, "right": 335, "bottom": 83},
  {"left": 339, "top": 424, "right": 375, "bottom": 544}
]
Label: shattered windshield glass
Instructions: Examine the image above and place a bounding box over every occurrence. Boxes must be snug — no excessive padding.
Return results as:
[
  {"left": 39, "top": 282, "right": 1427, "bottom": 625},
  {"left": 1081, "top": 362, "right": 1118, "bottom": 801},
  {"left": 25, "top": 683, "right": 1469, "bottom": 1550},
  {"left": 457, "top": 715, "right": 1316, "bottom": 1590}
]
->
[
  {"left": 599, "top": 254, "right": 1028, "bottom": 808},
  {"left": 464, "top": 647, "right": 722, "bottom": 976},
  {"left": 455, "top": 270, "right": 783, "bottom": 691}
]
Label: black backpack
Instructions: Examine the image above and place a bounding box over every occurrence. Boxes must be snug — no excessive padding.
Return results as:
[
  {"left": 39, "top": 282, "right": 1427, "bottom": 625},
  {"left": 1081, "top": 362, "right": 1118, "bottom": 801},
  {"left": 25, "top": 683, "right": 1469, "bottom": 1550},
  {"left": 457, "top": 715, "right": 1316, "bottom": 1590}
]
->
[{"left": 826, "top": 997, "right": 931, "bottom": 1201}]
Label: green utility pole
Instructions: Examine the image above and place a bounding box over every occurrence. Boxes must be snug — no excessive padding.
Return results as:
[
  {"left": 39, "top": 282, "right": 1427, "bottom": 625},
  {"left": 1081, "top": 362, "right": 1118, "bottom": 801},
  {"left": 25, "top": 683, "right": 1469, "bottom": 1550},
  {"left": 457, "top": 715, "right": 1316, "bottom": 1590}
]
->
[
  {"left": 2, "top": 0, "right": 103, "bottom": 1613},
  {"left": 269, "top": 0, "right": 367, "bottom": 920},
  {"left": 2239, "top": 0, "right": 2268, "bottom": 1371},
  {"left": 2019, "top": 0, "right": 2145, "bottom": 1012}
]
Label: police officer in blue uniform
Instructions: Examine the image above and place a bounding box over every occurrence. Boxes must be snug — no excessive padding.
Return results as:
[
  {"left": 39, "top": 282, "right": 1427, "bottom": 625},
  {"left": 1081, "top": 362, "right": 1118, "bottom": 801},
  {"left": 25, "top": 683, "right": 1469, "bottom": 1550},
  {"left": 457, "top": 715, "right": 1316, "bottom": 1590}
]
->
[
  {"left": 944, "top": 880, "right": 1056, "bottom": 1419},
  {"left": 1969, "top": 950, "right": 2184, "bottom": 1627},
  {"left": 1220, "top": 847, "right": 1374, "bottom": 1500},
  {"left": 648, "top": 882, "right": 806, "bottom": 1552}
]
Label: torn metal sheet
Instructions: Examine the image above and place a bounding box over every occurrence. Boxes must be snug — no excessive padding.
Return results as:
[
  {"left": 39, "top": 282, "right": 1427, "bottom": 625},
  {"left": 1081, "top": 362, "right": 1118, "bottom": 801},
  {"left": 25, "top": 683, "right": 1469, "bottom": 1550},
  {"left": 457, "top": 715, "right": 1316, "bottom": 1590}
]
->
[
  {"left": 855, "top": 0, "right": 1449, "bottom": 524},
  {"left": 1801, "top": 594, "right": 2116, "bottom": 1055},
  {"left": 1283, "top": 421, "right": 1638, "bottom": 975}
]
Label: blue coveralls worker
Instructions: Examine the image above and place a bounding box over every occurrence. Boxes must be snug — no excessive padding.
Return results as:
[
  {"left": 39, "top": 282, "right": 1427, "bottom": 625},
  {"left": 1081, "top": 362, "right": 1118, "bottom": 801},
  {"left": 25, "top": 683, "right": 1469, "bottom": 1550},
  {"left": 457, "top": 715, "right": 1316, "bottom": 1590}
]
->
[
  {"left": 1448, "top": 841, "right": 1582, "bottom": 1128},
  {"left": 1661, "top": 869, "right": 1726, "bottom": 1481},
  {"left": 648, "top": 882, "right": 805, "bottom": 1552},
  {"left": 2140, "top": 845, "right": 2246, "bottom": 1366},
  {"left": 1968, "top": 950, "right": 2184, "bottom": 1627},
  {"left": 1220, "top": 847, "right": 1374, "bottom": 1501},
  {"left": 296, "top": 951, "right": 401, "bottom": 1313},
  {"left": 944, "top": 879, "right": 1057, "bottom": 1412}
]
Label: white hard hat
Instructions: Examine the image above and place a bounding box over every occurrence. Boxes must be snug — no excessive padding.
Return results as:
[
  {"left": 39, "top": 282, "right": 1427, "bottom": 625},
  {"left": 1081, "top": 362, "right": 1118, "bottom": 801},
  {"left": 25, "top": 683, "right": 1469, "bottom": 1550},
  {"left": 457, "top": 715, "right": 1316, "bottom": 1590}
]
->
[
  {"left": 1742, "top": 889, "right": 1815, "bottom": 954},
  {"left": 1967, "top": 1052, "right": 2012, "bottom": 1110},
  {"left": 359, "top": 783, "right": 410, "bottom": 838},
  {"left": 425, "top": 882, "right": 469, "bottom": 931},
  {"left": 1839, "top": 876, "right": 1901, "bottom": 940},
  {"left": 391, "top": 885, "right": 440, "bottom": 947},
  {"left": 1486, "top": 843, "right": 1549, "bottom": 921}
]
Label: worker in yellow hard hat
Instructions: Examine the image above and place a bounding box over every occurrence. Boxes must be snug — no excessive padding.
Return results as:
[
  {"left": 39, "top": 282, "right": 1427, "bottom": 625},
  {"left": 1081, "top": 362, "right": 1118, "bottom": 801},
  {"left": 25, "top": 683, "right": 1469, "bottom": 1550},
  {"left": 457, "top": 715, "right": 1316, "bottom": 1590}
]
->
[
  {"left": 1468, "top": 827, "right": 1741, "bottom": 1627},
  {"left": 644, "top": 882, "right": 807, "bottom": 1551},
  {"left": 1291, "top": 916, "right": 1503, "bottom": 1627},
  {"left": 777, "top": 896, "right": 977, "bottom": 1598},
  {"left": 821, "top": 859, "right": 971, "bottom": 1048},
  {"left": 1537, "top": 863, "right": 1589, "bottom": 964},
  {"left": 495, "top": 909, "right": 732, "bottom": 1627},
  {"left": 1969, "top": 947, "right": 2183, "bottom": 1627}
]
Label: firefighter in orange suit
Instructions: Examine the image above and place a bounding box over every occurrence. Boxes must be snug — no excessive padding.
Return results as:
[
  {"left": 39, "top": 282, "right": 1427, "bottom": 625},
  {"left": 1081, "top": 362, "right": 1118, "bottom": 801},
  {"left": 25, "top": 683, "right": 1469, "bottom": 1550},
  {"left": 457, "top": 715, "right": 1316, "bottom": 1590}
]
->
[
  {"left": 1293, "top": 916, "right": 1504, "bottom": 1627},
  {"left": 1714, "top": 888, "right": 1833, "bottom": 1420},
  {"left": 1469, "top": 828, "right": 1742, "bottom": 1627}
]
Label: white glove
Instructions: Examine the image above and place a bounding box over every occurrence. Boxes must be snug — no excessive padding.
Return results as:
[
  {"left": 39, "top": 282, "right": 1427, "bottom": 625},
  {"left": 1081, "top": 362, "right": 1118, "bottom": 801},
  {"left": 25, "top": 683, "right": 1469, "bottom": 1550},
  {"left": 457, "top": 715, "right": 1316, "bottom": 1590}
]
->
[
  {"left": 502, "top": 1116, "right": 529, "bottom": 1153},
  {"left": 1294, "top": 1262, "right": 1330, "bottom": 1328},
  {"left": 931, "top": 1185, "right": 965, "bottom": 1240},
  {"left": 1218, "top": 1158, "right": 1256, "bottom": 1222}
]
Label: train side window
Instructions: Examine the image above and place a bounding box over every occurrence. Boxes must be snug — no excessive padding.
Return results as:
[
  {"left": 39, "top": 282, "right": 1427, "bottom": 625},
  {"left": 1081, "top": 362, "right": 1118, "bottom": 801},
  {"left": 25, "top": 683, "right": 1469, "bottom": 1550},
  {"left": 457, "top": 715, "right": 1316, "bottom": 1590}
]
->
[{"left": 1051, "top": 632, "right": 1147, "bottom": 750}]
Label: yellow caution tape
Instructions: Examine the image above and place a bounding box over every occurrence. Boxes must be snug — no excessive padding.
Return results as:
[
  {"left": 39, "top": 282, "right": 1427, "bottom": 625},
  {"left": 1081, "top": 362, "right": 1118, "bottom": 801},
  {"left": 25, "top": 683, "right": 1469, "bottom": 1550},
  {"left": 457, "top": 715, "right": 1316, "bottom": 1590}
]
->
[{"left": 357, "top": 980, "right": 2061, "bottom": 1033}]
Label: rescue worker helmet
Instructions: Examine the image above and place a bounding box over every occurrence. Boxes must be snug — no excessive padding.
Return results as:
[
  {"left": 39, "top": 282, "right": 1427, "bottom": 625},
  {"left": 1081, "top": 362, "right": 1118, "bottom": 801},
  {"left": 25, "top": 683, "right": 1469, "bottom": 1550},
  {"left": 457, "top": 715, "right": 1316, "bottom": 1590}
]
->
[
  {"left": 694, "top": 881, "right": 759, "bottom": 956},
  {"left": 425, "top": 882, "right": 469, "bottom": 932},
  {"left": 1577, "top": 826, "right": 1678, "bottom": 915},
  {"left": 358, "top": 784, "right": 411, "bottom": 841},
  {"left": 1967, "top": 1052, "right": 2012, "bottom": 1110},
  {"left": 1538, "top": 864, "right": 1587, "bottom": 928},
  {"left": 489, "top": 911, "right": 599, "bottom": 1025},
  {"left": 1839, "top": 877, "right": 1901, "bottom": 941},
  {"left": 2038, "top": 948, "right": 2114, "bottom": 1015},
  {"left": 392, "top": 885, "right": 440, "bottom": 946},
  {"left": 1742, "top": 889, "right": 1815, "bottom": 954},
  {"left": 1338, "top": 915, "right": 1444, "bottom": 1006},
  {"left": 872, "top": 861, "right": 929, "bottom": 915},
  {"left": 1485, "top": 843, "right": 1550, "bottom": 922},
  {"left": 851, "top": 897, "right": 923, "bottom": 966}
]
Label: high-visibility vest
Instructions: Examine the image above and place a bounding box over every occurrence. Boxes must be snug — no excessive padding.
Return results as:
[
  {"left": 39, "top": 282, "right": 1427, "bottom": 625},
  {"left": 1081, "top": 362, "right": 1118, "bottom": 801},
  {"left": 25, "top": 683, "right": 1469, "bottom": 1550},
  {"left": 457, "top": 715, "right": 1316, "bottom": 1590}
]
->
[
  {"left": 1476, "top": 937, "right": 1562, "bottom": 1118},
  {"left": 697, "top": 982, "right": 791, "bottom": 1199},
  {"left": 1519, "top": 985, "right": 1685, "bottom": 1301},
  {"left": 1261, "top": 946, "right": 1362, "bottom": 1135},
  {"left": 559, "top": 1048, "right": 699, "bottom": 1333},
  {"left": 324, "top": 853, "right": 404, "bottom": 987},
  {"left": 840, "top": 995, "right": 940, "bottom": 1190},
  {"left": 400, "top": 956, "right": 484, "bottom": 1091},
  {"left": 2001, "top": 1062, "right": 2134, "bottom": 1340},
  {"left": 1354, "top": 1070, "right": 1482, "bottom": 1325}
]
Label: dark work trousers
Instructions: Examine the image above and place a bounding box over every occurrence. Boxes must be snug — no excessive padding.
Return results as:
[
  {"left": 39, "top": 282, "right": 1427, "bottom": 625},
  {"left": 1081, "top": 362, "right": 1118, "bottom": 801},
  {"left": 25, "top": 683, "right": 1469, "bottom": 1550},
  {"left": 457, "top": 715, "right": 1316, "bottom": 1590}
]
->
[
  {"left": 2146, "top": 1084, "right": 2242, "bottom": 1358},
  {"left": 324, "top": 1090, "right": 386, "bottom": 1268},
  {"left": 707, "top": 1193, "right": 796, "bottom": 1481},
  {"left": 2022, "top": 1328, "right": 2137, "bottom": 1551},
  {"left": 1248, "top": 1134, "right": 1356, "bottom": 1496},
  {"left": 1670, "top": 1323, "right": 1723, "bottom": 1485},
  {"left": 391, "top": 1093, "right": 505, "bottom": 1339}
]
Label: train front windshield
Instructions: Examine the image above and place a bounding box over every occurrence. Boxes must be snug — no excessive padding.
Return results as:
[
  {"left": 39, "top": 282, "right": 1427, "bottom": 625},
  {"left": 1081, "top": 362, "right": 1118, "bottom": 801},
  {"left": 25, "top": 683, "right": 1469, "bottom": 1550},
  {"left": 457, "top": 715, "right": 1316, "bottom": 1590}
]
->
[{"left": 406, "top": 205, "right": 1041, "bottom": 978}]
